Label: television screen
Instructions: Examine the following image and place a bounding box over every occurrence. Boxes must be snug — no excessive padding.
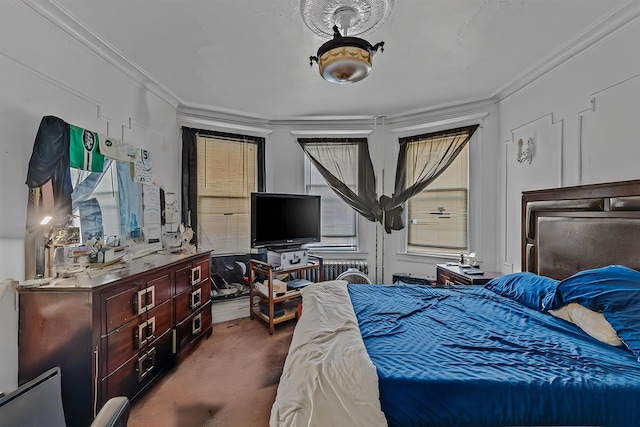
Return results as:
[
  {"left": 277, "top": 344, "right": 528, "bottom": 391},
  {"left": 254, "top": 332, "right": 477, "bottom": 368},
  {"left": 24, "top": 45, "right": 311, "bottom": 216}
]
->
[{"left": 251, "top": 193, "right": 321, "bottom": 249}]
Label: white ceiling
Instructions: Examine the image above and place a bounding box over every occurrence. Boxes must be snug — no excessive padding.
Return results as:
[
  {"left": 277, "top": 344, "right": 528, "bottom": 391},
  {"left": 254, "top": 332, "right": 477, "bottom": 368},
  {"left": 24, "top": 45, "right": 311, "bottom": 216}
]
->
[{"left": 52, "top": 0, "right": 633, "bottom": 121}]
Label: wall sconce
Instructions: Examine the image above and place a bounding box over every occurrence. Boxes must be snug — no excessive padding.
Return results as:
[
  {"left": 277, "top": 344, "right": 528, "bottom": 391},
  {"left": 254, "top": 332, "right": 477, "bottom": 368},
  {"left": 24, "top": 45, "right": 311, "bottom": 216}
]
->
[{"left": 517, "top": 138, "right": 534, "bottom": 164}]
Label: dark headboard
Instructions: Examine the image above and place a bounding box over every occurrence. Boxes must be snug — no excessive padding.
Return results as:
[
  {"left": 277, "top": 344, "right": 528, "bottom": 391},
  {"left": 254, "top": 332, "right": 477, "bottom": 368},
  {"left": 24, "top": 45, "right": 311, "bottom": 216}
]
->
[{"left": 522, "top": 179, "right": 640, "bottom": 280}]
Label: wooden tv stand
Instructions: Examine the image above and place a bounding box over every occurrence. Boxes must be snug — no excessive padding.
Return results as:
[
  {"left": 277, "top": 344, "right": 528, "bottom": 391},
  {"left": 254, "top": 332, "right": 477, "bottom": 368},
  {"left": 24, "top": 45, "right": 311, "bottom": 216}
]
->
[{"left": 249, "top": 255, "right": 323, "bottom": 334}]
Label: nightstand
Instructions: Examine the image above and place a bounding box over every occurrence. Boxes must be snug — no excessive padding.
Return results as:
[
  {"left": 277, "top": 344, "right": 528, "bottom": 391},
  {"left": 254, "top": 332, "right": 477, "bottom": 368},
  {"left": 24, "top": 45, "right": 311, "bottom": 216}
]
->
[{"left": 436, "top": 264, "right": 502, "bottom": 286}]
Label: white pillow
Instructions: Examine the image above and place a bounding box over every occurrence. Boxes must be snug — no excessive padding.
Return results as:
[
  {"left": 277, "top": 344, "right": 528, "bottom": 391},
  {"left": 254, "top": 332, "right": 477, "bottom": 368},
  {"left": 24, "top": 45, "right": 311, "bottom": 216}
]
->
[
  {"left": 548, "top": 305, "right": 573, "bottom": 323},
  {"left": 549, "top": 303, "right": 622, "bottom": 346}
]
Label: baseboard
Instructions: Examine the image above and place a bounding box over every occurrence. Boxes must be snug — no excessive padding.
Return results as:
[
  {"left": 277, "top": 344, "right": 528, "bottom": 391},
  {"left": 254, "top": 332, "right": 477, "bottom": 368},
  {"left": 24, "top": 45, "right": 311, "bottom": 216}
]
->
[{"left": 211, "top": 295, "right": 250, "bottom": 324}]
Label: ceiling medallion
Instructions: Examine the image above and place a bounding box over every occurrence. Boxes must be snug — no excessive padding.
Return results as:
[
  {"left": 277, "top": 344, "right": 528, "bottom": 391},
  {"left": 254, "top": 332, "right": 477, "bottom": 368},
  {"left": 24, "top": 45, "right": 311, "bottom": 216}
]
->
[
  {"left": 301, "top": 0, "right": 394, "bottom": 38},
  {"left": 302, "top": 0, "right": 393, "bottom": 84}
]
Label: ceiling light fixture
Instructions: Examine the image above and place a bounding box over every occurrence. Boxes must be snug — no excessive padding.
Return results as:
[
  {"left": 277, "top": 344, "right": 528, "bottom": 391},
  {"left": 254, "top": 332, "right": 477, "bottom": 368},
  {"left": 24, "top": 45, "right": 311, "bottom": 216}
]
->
[{"left": 302, "top": 0, "right": 393, "bottom": 84}]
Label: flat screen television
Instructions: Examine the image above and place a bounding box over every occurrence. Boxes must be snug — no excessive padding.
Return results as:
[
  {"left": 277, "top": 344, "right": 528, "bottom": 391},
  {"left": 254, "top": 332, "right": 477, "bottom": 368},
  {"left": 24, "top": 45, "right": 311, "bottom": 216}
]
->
[{"left": 251, "top": 192, "right": 321, "bottom": 249}]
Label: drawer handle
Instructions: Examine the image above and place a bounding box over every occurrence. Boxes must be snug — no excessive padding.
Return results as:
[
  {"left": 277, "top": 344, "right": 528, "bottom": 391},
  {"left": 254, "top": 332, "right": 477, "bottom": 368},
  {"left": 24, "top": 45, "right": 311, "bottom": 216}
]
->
[
  {"left": 136, "top": 317, "right": 156, "bottom": 349},
  {"left": 135, "top": 289, "right": 145, "bottom": 315},
  {"left": 192, "top": 313, "right": 202, "bottom": 335},
  {"left": 135, "top": 286, "right": 156, "bottom": 315},
  {"left": 191, "top": 266, "right": 201, "bottom": 285},
  {"left": 190, "top": 288, "right": 202, "bottom": 310},
  {"left": 147, "top": 316, "right": 156, "bottom": 342},
  {"left": 137, "top": 352, "right": 148, "bottom": 381},
  {"left": 135, "top": 321, "right": 144, "bottom": 349},
  {"left": 146, "top": 347, "right": 156, "bottom": 375},
  {"left": 146, "top": 286, "right": 156, "bottom": 311},
  {"left": 136, "top": 347, "right": 156, "bottom": 382}
]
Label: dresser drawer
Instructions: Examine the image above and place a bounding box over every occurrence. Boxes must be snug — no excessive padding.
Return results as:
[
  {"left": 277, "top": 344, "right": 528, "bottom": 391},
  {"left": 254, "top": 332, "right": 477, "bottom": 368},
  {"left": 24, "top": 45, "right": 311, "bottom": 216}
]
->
[
  {"left": 104, "top": 281, "right": 143, "bottom": 334},
  {"left": 101, "top": 330, "right": 173, "bottom": 403},
  {"left": 174, "top": 262, "right": 193, "bottom": 296},
  {"left": 147, "top": 272, "right": 171, "bottom": 307},
  {"left": 103, "top": 300, "right": 172, "bottom": 375},
  {"left": 175, "top": 256, "right": 210, "bottom": 295},
  {"left": 104, "top": 272, "right": 171, "bottom": 334},
  {"left": 194, "top": 256, "right": 210, "bottom": 285},
  {"left": 174, "top": 279, "right": 211, "bottom": 323},
  {"left": 174, "top": 300, "right": 212, "bottom": 354}
]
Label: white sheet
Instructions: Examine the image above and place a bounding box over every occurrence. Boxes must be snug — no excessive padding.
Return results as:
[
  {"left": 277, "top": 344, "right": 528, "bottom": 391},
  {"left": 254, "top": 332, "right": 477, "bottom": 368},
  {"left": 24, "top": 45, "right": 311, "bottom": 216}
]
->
[{"left": 269, "top": 280, "right": 387, "bottom": 427}]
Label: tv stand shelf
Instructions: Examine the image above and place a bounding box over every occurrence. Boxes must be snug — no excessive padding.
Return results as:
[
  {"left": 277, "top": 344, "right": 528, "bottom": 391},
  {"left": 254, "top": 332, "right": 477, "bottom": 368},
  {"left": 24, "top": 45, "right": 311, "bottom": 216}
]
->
[{"left": 249, "top": 255, "right": 323, "bottom": 334}]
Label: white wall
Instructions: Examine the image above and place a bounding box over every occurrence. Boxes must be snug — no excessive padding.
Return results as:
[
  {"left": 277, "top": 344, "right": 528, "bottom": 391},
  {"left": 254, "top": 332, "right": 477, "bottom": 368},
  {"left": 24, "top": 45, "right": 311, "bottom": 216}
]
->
[
  {"left": 497, "top": 14, "right": 640, "bottom": 273},
  {"left": 0, "top": 1, "right": 180, "bottom": 392}
]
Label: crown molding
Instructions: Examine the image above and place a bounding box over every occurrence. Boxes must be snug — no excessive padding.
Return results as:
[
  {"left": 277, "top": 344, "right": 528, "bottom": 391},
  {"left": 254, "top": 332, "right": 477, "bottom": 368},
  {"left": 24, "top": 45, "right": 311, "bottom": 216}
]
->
[
  {"left": 290, "top": 129, "right": 373, "bottom": 137},
  {"left": 390, "top": 111, "right": 490, "bottom": 137},
  {"left": 494, "top": 0, "right": 640, "bottom": 102},
  {"left": 20, "top": 0, "right": 183, "bottom": 109},
  {"left": 177, "top": 111, "right": 273, "bottom": 137}
]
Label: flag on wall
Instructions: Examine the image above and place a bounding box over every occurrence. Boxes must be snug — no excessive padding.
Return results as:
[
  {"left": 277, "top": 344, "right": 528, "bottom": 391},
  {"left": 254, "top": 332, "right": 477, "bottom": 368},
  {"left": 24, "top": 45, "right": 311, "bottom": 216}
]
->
[{"left": 69, "top": 124, "right": 104, "bottom": 172}]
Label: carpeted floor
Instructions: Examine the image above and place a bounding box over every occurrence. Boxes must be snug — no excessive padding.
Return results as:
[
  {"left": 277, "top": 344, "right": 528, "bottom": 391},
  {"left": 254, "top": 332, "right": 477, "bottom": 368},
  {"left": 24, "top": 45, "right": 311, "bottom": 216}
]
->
[{"left": 128, "top": 317, "right": 295, "bottom": 427}]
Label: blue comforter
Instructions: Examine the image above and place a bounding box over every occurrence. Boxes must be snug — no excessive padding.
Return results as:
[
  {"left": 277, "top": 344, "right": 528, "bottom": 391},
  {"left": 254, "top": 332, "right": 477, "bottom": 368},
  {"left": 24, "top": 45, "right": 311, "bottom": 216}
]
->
[{"left": 348, "top": 284, "right": 640, "bottom": 427}]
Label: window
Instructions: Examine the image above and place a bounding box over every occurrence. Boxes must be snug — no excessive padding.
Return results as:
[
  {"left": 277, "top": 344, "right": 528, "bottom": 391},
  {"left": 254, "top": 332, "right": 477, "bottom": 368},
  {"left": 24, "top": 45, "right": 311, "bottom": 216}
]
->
[
  {"left": 303, "top": 141, "right": 359, "bottom": 251},
  {"left": 404, "top": 131, "right": 470, "bottom": 254},
  {"left": 196, "top": 134, "right": 262, "bottom": 254}
]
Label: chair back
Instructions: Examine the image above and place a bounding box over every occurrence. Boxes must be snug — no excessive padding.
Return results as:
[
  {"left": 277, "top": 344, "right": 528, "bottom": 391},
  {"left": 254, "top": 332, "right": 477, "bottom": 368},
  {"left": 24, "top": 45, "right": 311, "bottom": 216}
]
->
[{"left": 0, "top": 367, "right": 67, "bottom": 427}]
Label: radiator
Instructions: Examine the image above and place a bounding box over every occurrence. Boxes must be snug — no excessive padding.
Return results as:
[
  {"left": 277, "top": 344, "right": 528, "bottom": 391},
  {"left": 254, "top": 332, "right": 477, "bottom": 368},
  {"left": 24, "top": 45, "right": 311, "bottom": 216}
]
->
[{"left": 304, "top": 260, "right": 369, "bottom": 282}]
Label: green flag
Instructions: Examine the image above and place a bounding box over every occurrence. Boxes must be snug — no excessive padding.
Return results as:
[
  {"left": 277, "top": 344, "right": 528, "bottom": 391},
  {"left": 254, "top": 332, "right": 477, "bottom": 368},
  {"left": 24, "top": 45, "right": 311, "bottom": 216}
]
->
[{"left": 69, "top": 124, "right": 104, "bottom": 172}]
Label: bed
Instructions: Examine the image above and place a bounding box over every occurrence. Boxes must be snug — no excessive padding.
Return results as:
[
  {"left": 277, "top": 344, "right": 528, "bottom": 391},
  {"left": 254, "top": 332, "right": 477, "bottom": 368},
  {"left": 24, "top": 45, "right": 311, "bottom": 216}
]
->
[{"left": 270, "top": 179, "right": 640, "bottom": 427}]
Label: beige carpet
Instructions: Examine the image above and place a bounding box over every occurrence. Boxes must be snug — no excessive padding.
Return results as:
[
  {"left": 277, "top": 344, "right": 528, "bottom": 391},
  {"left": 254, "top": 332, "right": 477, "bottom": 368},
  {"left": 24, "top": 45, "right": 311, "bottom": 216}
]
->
[{"left": 128, "top": 317, "right": 295, "bottom": 427}]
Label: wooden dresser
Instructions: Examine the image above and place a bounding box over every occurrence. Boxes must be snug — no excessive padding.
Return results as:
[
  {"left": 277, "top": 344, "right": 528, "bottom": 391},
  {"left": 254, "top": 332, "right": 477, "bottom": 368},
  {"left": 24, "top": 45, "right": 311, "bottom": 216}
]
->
[
  {"left": 436, "top": 264, "right": 502, "bottom": 286},
  {"left": 18, "top": 251, "right": 211, "bottom": 427}
]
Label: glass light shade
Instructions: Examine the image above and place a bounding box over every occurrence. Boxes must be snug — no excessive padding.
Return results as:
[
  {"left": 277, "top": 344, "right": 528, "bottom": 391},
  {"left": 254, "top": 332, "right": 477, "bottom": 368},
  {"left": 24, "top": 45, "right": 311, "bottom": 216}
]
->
[
  {"left": 310, "top": 25, "right": 383, "bottom": 84},
  {"left": 318, "top": 46, "right": 372, "bottom": 84}
]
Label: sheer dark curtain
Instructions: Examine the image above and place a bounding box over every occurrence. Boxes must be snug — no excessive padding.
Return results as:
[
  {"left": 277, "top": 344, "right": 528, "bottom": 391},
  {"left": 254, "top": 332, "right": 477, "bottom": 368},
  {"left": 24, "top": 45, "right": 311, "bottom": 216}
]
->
[
  {"left": 181, "top": 126, "right": 266, "bottom": 247},
  {"left": 298, "top": 138, "right": 382, "bottom": 223},
  {"left": 299, "top": 124, "right": 478, "bottom": 233},
  {"left": 384, "top": 124, "right": 479, "bottom": 232},
  {"left": 181, "top": 127, "right": 198, "bottom": 245}
]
